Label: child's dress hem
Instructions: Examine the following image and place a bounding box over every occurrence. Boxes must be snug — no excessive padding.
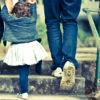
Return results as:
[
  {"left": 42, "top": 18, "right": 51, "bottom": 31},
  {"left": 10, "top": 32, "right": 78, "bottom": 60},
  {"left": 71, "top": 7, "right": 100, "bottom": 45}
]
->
[{"left": 4, "top": 41, "right": 48, "bottom": 66}]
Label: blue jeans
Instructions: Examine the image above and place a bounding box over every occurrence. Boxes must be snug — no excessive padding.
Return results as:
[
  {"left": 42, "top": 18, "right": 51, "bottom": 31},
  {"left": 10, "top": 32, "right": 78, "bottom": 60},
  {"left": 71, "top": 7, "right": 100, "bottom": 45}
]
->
[{"left": 43, "top": 0, "right": 81, "bottom": 70}]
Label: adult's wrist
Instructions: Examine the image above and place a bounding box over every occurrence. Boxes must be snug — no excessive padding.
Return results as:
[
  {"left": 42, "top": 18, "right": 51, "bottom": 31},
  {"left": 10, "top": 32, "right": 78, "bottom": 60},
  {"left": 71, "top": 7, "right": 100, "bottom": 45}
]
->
[{"left": 5, "top": 0, "right": 14, "bottom": 13}]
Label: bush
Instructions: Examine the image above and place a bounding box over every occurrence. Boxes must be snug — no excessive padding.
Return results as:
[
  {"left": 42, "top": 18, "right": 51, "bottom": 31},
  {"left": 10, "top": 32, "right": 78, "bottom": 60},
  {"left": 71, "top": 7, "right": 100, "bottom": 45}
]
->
[{"left": 36, "top": 22, "right": 48, "bottom": 46}]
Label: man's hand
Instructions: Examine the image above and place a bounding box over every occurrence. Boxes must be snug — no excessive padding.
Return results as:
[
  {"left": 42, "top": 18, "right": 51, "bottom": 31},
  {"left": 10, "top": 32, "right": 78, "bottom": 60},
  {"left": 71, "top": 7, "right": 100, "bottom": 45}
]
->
[
  {"left": 26, "top": 0, "right": 37, "bottom": 4},
  {"left": 5, "top": 0, "right": 14, "bottom": 13}
]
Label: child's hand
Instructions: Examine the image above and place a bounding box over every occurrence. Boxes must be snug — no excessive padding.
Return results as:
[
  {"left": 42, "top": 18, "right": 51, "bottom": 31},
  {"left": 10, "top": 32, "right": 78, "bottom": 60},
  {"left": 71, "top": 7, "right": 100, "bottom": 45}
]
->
[{"left": 26, "top": 0, "right": 37, "bottom": 4}]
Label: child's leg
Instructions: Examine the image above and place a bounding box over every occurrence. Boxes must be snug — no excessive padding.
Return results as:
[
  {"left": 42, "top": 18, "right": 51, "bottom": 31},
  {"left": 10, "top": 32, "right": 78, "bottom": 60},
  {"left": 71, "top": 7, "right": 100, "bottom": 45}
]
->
[
  {"left": 18, "top": 65, "right": 29, "bottom": 93},
  {"left": 35, "top": 60, "right": 42, "bottom": 75}
]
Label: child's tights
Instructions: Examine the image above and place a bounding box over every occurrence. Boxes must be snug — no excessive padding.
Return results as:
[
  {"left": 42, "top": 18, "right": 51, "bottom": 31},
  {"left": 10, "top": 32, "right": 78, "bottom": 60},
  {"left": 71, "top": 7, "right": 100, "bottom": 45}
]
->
[{"left": 18, "top": 65, "right": 29, "bottom": 93}]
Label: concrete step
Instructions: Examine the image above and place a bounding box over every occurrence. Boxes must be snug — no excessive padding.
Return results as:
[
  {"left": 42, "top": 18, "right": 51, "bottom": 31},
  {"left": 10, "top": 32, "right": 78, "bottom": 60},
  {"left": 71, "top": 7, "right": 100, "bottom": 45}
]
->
[
  {"left": 0, "top": 94, "right": 88, "bottom": 100},
  {"left": 0, "top": 75, "right": 85, "bottom": 95},
  {"left": 0, "top": 61, "right": 82, "bottom": 76}
]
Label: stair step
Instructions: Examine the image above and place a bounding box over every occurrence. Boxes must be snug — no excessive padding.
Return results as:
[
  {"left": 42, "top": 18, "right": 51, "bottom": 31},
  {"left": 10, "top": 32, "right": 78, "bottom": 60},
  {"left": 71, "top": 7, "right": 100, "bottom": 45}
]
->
[
  {"left": 0, "top": 61, "right": 81, "bottom": 76},
  {"left": 0, "top": 94, "right": 88, "bottom": 100},
  {"left": 0, "top": 75, "right": 85, "bottom": 95}
]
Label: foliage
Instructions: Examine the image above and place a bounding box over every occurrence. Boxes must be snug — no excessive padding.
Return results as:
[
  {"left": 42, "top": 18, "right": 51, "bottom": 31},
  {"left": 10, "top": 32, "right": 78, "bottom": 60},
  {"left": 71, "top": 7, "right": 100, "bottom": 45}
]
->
[
  {"left": 36, "top": 21, "right": 96, "bottom": 48},
  {"left": 36, "top": 21, "right": 48, "bottom": 46},
  {"left": 77, "top": 29, "right": 96, "bottom": 47}
]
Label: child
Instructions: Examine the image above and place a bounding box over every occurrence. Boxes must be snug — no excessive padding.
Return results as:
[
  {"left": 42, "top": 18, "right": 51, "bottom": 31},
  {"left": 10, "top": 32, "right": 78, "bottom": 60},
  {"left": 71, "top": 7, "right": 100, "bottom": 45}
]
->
[{"left": 1, "top": 1, "right": 48, "bottom": 99}]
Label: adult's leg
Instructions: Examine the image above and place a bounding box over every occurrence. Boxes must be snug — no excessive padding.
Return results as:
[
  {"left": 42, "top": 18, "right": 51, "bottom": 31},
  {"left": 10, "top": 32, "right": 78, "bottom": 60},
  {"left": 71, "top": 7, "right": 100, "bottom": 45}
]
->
[
  {"left": 43, "top": 0, "right": 63, "bottom": 70},
  {"left": 18, "top": 65, "right": 29, "bottom": 93},
  {"left": 61, "top": 0, "right": 81, "bottom": 68}
]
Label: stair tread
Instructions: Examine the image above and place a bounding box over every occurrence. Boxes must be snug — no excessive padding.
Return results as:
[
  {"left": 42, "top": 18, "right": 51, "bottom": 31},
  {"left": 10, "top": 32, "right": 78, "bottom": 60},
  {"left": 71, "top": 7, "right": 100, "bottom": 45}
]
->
[
  {"left": 0, "top": 94, "right": 88, "bottom": 100},
  {"left": 0, "top": 75, "right": 85, "bottom": 79},
  {"left": 0, "top": 75, "right": 85, "bottom": 95}
]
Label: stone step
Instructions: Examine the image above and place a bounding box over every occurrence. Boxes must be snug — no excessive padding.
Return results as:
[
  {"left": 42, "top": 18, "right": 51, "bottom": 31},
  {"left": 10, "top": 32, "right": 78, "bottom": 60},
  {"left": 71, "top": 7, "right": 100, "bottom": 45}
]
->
[
  {"left": 0, "top": 61, "right": 82, "bottom": 76},
  {"left": 0, "top": 94, "right": 88, "bottom": 100},
  {"left": 0, "top": 75, "right": 85, "bottom": 95}
]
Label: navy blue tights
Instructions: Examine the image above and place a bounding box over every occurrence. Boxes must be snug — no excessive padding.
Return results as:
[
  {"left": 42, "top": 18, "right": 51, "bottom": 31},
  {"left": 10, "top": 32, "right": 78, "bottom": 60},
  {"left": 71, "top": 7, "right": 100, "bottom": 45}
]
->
[{"left": 18, "top": 65, "right": 29, "bottom": 93}]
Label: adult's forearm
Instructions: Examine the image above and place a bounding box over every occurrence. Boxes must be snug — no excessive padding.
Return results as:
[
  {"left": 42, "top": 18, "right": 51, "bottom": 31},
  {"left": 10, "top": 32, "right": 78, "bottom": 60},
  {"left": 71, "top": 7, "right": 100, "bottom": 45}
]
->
[{"left": 5, "top": 0, "right": 13, "bottom": 13}]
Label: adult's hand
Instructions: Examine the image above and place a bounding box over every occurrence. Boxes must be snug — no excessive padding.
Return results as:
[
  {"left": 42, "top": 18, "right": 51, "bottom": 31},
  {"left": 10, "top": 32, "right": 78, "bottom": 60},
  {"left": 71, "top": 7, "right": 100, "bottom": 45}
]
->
[
  {"left": 5, "top": 0, "right": 14, "bottom": 13},
  {"left": 26, "top": 0, "right": 37, "bottom": 4}
]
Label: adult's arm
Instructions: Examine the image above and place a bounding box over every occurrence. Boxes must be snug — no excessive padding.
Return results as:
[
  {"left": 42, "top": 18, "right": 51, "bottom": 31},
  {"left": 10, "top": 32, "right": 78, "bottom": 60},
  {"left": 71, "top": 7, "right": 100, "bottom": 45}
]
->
[
  {"left": 5, "top": 0, "right": 13, "bottom": 13},
  {"left": 26, "top": 0, "right": 37, "bottom": 5},
  {"left": 0, "top": 6, "right": 4, "bottom": 43}
]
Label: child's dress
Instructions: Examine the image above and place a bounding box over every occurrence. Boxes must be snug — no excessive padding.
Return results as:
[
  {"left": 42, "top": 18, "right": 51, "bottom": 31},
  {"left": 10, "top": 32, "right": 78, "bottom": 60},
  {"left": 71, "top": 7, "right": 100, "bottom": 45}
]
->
[
  {"left": 1, "top": 4, "right": 48, "bottom": 66},
  {"left": 4, "top": 41, "right": 48, "bottom": 66}
]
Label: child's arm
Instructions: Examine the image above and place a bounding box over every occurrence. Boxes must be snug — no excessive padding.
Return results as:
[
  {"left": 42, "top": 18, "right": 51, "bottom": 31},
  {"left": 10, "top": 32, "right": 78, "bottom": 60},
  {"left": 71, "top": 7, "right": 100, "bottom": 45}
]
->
[
  {"left": 26, "top": 0, "right": 37, "bottom": 17},
  {"left": 1, "top": 5, "right": 16, "bottom": 23},
  {"left": 5, "top": 0, "right": 13, "bottom": 13}
]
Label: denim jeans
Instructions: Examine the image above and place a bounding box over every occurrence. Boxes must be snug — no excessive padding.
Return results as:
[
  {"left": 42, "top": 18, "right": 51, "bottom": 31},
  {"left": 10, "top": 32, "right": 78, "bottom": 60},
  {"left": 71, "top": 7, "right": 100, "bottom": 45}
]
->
[{"left": 43, "top": 0, "right": 81, "bottom": 70}]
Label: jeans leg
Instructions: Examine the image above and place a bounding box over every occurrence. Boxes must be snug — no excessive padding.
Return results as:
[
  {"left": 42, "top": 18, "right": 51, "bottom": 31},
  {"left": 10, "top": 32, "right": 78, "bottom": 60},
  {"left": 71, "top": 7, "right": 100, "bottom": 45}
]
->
[
  {"left": 43, "top": 0, "right": 63, "bottom": 70},
  {"left": 18, "top": 65, "right": 29, "bottom": 93},
  {"left": 61, "top": 0, "right": 81, "bottom": 68}
]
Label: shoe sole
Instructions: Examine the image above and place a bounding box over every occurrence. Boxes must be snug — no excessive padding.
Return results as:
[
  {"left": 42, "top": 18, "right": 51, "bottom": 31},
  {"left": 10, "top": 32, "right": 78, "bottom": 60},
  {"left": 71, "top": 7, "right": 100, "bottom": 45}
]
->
[
  {"left": 60, "top": 63, "right": 75, "bottom": 90},
  {"left": 52, "top": 72, "right": 62, "bottom": 78}
]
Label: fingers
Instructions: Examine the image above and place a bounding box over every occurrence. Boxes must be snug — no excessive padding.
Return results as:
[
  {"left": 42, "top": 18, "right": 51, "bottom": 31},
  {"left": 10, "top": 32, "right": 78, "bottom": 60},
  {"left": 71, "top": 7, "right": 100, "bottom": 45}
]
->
[{"left": 26, "top": 0, "right": 37, "bottom": 4}]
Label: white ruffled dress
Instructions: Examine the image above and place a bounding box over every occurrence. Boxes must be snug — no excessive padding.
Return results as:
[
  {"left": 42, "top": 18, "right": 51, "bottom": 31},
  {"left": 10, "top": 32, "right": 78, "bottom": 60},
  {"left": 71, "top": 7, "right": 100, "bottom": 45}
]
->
[{"left": 4, "top": 41, "right": 48, "bottom": 66}]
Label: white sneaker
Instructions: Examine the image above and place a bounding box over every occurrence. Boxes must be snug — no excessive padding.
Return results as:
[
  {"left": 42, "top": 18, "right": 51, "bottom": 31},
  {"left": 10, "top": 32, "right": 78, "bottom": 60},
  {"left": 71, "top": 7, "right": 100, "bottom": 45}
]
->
[
  {"left": 16, "top": 93, "right": 28, "bottom": 100},
  {"left": 94, "top": 91, "right": 100, "bottom": 98},
  {"left": 60, "top": 61, "right": 75, "bottom": 90},
  {"left": 52, "top": 67, "right": 63, "bottom": 78}
]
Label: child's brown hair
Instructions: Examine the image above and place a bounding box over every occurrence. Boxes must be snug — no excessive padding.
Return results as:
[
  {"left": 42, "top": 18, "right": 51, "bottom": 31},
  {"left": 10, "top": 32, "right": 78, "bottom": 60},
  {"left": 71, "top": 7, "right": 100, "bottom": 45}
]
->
[{"left": 11, "top": 2, "right": 31, "bottom": 18}]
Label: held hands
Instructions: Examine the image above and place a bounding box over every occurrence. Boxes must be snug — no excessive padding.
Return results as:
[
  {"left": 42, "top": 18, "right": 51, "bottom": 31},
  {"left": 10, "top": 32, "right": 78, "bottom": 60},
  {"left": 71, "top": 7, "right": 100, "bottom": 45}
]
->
[{"left": 26, "top": 0, "right": 37, "bottom": 4}]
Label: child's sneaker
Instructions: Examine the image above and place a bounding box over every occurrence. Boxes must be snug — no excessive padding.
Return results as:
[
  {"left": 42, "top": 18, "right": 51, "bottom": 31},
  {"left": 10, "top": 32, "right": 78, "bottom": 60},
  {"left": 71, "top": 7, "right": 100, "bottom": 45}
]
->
[
  {"left": 60, "top": 61, "right": 75, "bottom": 90},
  {"left": 52, "top": 67, "right": 63, "bottom": 78},
  {"left": 16, "top": 93, "right": 28, "bottom": 100}
]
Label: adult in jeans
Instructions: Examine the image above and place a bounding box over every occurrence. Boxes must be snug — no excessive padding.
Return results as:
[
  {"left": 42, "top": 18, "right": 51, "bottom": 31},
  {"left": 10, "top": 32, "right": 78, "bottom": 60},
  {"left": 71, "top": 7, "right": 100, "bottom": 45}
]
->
[{"left": 43, "top": 0, "right": 81, "bottom": 90}]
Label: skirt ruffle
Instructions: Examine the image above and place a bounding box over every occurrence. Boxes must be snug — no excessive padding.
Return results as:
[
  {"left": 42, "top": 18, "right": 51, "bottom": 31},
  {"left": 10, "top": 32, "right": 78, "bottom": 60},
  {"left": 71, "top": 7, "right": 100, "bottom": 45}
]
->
[{"left": 4, "top": 41, "right": 48, "bottom": 66}]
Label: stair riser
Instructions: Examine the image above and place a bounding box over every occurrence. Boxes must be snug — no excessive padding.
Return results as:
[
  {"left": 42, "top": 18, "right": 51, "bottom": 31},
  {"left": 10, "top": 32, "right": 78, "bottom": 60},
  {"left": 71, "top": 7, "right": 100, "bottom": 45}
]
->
[
  {"left": 0, "top": 60, "right": 96, "bottom": 91},
  {"left": 0, "top": 76, "right": 85, "bottom": 95},
  {"left": 0, "top": 61, "right": 81, "bottom": 75}
]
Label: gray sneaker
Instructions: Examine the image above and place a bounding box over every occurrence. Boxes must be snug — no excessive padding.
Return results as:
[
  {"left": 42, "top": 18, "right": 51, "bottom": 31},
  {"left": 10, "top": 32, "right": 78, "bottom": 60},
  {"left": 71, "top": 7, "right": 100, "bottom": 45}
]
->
[{"left": 60, "top": 61, "right": 75, "bottom": 90}]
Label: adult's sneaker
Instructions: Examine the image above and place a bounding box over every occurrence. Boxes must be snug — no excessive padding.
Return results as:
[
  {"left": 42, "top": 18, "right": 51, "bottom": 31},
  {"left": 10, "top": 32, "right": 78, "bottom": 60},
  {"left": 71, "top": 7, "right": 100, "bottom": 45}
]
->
[
  {"left": 60, "top": 61, "right": 75, "bottom": 90},
  {"left": 52, "top": 67, "right": 63, "bottom": 78}
]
